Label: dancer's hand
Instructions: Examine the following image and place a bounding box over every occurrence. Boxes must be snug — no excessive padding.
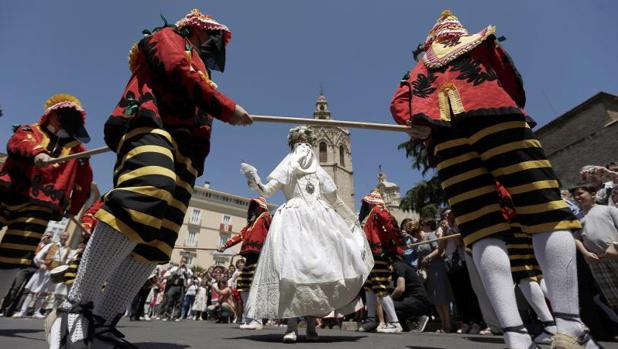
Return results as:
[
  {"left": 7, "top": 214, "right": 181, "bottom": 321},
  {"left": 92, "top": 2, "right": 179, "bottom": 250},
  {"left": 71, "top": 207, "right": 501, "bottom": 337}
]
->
[
  {"left": 217, "top": 246, "right": 225, "bottom": 253},
  {"left": 583, "top": 250, "right": 599, "bottom": 263},
  {"left": 34, "top": 153, "right": 53, "bottom": 167},
  {"left": 406, "top": 123, "right": 431, "bottom": 140},
  {"left": 229, "top": 105, "right": 253, "bottom": 126},
  {"left": 600, "top": 243, "right": 618, "bottom": 260},
  {"left": 39, "top": 263, "right": 48, "bottom": 271}
]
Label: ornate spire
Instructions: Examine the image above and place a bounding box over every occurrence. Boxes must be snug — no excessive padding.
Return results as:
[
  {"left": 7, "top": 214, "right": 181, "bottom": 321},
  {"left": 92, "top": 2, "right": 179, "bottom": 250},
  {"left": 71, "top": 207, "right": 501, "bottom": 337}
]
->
[{"left": 313, "top": 92, "right": 331, "bottom": 120}]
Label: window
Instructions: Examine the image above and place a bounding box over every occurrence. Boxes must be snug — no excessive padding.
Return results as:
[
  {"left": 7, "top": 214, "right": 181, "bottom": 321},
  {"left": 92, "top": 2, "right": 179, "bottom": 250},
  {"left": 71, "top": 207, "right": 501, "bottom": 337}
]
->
[
  {"left": 339, "top": 145, "right": 345, "bottom": 166},
  {"left": 189, "top": 208, "right": 201, "bottom": 224},
  {"left": 319, "top": 142, "right": 327, "bottom": 163},
  {"left": 222, "top": 215, "right": 231, "bottom": 224},
  {"left": 186, "top": 229, "right": 198, "bottom": 246},
  {"left": 181, "top": 251, "right": 194, "bottom": 266}
]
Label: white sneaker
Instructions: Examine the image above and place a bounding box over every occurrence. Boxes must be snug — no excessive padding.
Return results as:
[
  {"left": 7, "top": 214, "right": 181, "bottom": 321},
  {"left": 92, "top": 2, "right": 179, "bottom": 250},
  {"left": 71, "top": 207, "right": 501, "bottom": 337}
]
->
[
  {"left": 243, "top": 320, "right": 263, "bottom": 330},
  {"left": 377, "top": 322, "right": 403, "bottom": 334},
  {"left": 415, "top": 315, "right": 430, "bottom": 333},
  {"left": 358, "top": 319, "right": 378, "bottom": 332},
  {"left": 12, "top": 311, "right": 25, "bottom": 318},
  {"left": 32, "top": 311, "right": 46, "bottom": 319},
  {"left": 282, "top": 331, "right": 297, "bottom": 343}
]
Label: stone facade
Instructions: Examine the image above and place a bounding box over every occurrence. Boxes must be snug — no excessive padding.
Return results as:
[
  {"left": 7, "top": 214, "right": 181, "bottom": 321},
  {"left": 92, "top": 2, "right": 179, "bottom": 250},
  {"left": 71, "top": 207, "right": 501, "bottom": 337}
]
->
[
  {"left": 375, "top": 169, "right": 419, "bottom": 224},
  {"left": 171, "top": 183, "right": 277, "bottom": 268},
  {"left": 535, "top": 92, "right": 618, "bottom": 189},
  {"left": 309, "top": 95, "right": 356, "bottom": 210}
]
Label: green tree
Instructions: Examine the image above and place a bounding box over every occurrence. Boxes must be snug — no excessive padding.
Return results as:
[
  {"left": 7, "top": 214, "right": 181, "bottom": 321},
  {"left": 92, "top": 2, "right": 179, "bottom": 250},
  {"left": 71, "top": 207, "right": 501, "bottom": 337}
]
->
[{"left": 398, "top": 139, "right": 447, "bottom": 217}]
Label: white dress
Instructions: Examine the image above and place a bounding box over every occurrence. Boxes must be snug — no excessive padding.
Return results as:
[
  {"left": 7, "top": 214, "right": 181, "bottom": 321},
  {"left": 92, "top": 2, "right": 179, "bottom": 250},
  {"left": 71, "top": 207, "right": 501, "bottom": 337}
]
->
[{"left": 241, "top": 143, "right": 374, "bottom": 319}]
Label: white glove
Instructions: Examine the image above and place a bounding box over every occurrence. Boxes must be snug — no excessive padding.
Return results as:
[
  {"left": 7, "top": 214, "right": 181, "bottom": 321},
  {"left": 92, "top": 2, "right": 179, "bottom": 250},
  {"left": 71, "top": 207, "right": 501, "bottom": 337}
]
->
[
  {"left": 240, "top": 163, "right": 261, "bottom": 189},
  {"left": 34, "top": 153, "right": 52, "bottom": 167}
]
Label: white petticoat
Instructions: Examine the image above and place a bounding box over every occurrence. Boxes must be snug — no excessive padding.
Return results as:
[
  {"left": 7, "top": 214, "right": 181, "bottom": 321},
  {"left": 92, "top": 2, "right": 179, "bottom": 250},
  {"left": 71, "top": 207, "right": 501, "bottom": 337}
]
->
[
  {"left": 25, "top": 269, "right": 52, "bottom": 294},
  {"left": 245, "top": 197, "right": 372, "bottom": 319}
]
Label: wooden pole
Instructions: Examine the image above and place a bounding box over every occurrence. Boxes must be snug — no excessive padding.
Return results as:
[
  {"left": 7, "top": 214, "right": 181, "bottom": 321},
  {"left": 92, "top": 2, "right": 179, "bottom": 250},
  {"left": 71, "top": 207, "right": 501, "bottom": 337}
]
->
[
  {"left": 251, "top": 114, "right": 409, "bottom": 132},
  {"left": 41, "top": 115, "right": 409, "bottom": 164},
  {"left": 408, "top": 233, "right": 461, "bottom": 248}
]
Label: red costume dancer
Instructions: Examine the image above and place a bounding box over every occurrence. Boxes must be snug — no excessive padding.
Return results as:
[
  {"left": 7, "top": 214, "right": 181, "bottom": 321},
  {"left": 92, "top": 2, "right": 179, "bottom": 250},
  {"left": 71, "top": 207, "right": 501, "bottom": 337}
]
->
[
  {"left": 358, "top": 189, "right": 404, "bottom": 334},
  {"left": 52, "top": 9, "right": 252, "bottom": 348},
  {"left": 218, "top": 197, "right": 271, "bottom": 330},
  {"left": 390, "top": 10, "right": 596, "bottom": 349},
  {"left": 0, "top": 94, "right": 92, "bottom": 299}
]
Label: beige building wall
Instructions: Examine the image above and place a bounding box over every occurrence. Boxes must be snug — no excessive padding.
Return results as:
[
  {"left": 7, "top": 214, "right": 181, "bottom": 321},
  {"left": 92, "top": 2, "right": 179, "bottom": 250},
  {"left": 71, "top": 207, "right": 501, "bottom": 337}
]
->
[
  {"left": 535, "top": 92, "right": 618, "bottom": 188},
  {"left": 170, "top": 184, "right": 276, "bottom": 269}
]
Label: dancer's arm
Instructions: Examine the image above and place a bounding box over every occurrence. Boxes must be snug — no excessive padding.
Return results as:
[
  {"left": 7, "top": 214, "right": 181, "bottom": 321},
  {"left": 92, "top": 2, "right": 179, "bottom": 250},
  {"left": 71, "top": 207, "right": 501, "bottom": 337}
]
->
[
  {"left": 240, "top": 163, "right": 282, "bottom": 197},
  {"left": 323, "top": 190, "right": 358, "bottom": 228}
]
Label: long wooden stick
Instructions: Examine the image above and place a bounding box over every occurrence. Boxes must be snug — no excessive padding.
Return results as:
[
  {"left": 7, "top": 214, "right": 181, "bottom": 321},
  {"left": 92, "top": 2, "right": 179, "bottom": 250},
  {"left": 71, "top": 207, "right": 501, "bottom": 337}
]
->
[
  {"left": 408, "top": 233, "right": 461, "bottom": 248},
  {"left": 251, "top": 115, "right": 409, "bottom": 132},
  {"left": 42, "top": 115, "right": 409, "bottom": 165}
]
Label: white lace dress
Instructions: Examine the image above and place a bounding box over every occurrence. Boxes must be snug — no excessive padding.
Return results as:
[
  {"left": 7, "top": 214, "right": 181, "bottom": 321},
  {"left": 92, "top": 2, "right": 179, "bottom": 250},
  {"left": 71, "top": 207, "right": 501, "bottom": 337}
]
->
[{"left": 241, "top": 143, "right": 373, "bottom": 319}]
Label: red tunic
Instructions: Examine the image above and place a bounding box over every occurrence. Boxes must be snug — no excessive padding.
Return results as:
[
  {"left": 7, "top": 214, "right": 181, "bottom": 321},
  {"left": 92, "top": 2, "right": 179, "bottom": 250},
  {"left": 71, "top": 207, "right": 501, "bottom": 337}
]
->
[
  {"left": 224, "top": 211, "right": 272, "bottom": 255},
  {"left": 390, "top": 37, "right": 532, "bottom": 130},
  {"left": 363, "top": 206, "right": 405, "bottom": 257},
  {"left": 81, "top": 198, "right": 104, "bottom": 232},
  {"left": 105, "top": 27, "right": 237, "bottom": 175},
  {"left": 0, "top": 123, "right": 93, "bottom": 218}
]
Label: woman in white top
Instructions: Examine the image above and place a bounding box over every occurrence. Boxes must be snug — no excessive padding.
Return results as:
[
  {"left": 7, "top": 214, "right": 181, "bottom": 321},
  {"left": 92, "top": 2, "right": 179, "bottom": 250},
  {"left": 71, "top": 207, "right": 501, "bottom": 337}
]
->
[{"left": 240, "top": 126, "right": 373, "bottom": 343}]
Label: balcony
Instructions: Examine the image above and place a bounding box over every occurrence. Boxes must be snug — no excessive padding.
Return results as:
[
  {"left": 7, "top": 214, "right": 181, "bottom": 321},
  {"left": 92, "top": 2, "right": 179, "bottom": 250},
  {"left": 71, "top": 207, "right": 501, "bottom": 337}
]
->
[
  {"left": 183, "top": 239, "right": 198, "bottom": 248},
  {"left": 219, "top": 223, "right": 233, "bottom": 233}
]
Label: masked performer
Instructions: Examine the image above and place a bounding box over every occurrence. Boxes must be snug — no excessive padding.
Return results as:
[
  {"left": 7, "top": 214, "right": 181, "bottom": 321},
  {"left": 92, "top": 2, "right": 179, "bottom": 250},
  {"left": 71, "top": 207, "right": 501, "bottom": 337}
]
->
[
  {"left": 218, "top": 197, "right": 272, "bottom": 330},
  {"left": 390, "top": 10, "right": 597, "bottom": 349},
  {"left": 357, "top": 189, "right": 405, "bottom": 333},
  {"left": 51, "top": 9, "right": 252, "bottom": 348},
  {"left": 0, "top": 94, "right": 92, "bottom": 300},
  {"left": 240, "top": 126, "right": 373, "bottom": 343}
]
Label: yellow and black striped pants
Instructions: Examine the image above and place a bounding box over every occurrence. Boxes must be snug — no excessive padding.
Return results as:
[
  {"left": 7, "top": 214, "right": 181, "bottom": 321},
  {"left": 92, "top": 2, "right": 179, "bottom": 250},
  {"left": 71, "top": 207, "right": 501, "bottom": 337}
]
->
[
  {"left": 505, "top": 221, "right": 542, "bottom": 283},
  {"left": 363, "top": 256, "right": 392, "bottom": 297},
  {"left": 433, "top": 114, "right": 581, "bottom": 246},
  {"left": 95, "top": 127, "right": 197, "bottom": 264},
  {"left": 236, "top": 254, "right": 258, "bottom": 292},
  {"left": 0, "top": 198, "right": 52, "bottom": 268}
]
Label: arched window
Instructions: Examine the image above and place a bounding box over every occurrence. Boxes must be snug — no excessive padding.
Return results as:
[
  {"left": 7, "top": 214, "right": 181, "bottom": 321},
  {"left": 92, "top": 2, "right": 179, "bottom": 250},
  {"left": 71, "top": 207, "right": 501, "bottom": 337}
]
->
[
  {"left": 319, "top": 142, "right": 327, "bottom": 163},
  {"left": 339, "top": 145, "right": 345, "bottom": 166}
]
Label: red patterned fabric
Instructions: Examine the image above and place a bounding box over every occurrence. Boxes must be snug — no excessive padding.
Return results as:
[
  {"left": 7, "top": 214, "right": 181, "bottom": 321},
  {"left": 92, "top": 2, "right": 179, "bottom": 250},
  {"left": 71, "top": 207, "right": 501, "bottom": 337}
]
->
[
  {"left": 390, "top": 38, "right": 530, "bottom": 130},
  {"left": 496, "top": 181, "right": 516, "bottom": 220},
  {"left": 0, "top": 123, "right": 92, "bottom": 218},
  {"left": 363, "top": 206, "right": 405, "bottom": 257},
  {"left": 81, "top": 198, "right": 104, "bottom": 232},
  {"left": 224, "top": 211, "right": 272, "bottom": 255},
  {"left": 105, "top": 27, "right": 236, "bottom": 175}
]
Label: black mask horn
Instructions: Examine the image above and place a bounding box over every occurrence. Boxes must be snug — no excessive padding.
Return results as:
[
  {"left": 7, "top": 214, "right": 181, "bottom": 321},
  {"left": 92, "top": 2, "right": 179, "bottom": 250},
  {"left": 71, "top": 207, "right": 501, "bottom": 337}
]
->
[{"left": 199, "top": 30, "right": 226, "bottom": 72}]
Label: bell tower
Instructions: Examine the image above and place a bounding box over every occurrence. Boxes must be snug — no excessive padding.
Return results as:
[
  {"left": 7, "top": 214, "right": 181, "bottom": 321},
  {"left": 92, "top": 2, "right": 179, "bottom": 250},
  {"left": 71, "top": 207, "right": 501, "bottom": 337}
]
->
[{"left": 309, "top": 94, "right": 356, "bottom": 210}]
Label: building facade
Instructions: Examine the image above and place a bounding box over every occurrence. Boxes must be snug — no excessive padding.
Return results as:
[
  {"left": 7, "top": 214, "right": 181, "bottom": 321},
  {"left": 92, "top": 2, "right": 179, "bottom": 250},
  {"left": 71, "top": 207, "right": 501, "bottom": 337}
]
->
[
  {"left": 535, "top": 92, "right": 618, "bottom": 188},
  {"left": 309, "top": 95, "right": 356, "bottom": 210},
  {"left": 170, "top": 183, "right": 277, "bottom": 268},
  {"left": 375, "top": 169, "right": 419, "bottom": 224}
]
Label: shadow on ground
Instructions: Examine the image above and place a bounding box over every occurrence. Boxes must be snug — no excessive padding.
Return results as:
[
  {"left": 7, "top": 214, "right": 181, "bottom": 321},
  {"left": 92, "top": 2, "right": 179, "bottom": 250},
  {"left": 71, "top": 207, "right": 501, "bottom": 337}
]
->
[
  {"left": 0, "top": 328, "right": 45, "bottom": 341},
  {"left": 464, "top": 336, "right": 505, "bottom": 344},
  {"left": 135, "top": 343, "right": 190, "bottom": 349},
  {"left": 227, "top": 333, "right": 367, "bottom": 343}
]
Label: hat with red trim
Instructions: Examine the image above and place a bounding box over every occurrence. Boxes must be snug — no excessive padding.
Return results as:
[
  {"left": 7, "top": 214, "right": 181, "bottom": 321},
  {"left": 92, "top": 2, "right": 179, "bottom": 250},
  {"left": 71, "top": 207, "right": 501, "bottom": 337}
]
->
[{"left": 176, "top": 9, "right": 232, "bottom": 45}]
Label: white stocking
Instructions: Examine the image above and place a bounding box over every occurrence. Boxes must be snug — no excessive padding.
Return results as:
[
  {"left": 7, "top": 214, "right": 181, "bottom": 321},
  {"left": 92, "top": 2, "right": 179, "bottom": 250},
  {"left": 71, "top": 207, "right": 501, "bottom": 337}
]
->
[
  {"left": 531, "top": 231, "right": 583, "bottom": 337},
  {"left": 473, "top": 237, "right": 532, "bottom": 349},
  {"left": 378, "top": 295, "right": 399, "bottom": 323},
  {"left": 518, "top": 279, "right": 554, "bottom": 323},
  {"left": 93, "top": 255, "right": 155, "bottom": 324},
  {"left": 241, "top": 292, "right": 250, "bottom": 323},
  {"left": 19, "top": 292, "right": 34, "bottom": 313},
  {"left": 62, "top": 222, "right": 136, "bottom": 344},
  {"left": 365, "top": 290, "right": 377, "bottom": 319}
]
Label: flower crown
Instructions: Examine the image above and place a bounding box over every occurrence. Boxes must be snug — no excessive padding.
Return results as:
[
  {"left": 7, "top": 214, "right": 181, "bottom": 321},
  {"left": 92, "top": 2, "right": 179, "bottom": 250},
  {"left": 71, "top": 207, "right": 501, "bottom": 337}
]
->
[{"left": 287, "top": 126, "right": 317, "bottom": 148}]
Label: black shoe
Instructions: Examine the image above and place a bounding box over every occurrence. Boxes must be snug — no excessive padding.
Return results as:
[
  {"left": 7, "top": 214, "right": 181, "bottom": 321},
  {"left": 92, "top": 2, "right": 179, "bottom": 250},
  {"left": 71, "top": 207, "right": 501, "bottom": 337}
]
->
[{"left": 93, "top": 313, "right": 138, "bottom": 349}]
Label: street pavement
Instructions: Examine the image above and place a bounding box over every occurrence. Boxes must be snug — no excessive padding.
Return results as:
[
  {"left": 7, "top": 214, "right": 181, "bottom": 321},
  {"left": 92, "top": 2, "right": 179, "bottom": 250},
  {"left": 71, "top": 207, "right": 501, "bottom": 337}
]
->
[{"left": 1, "top": 318, "right": 617, "bottom": 349}]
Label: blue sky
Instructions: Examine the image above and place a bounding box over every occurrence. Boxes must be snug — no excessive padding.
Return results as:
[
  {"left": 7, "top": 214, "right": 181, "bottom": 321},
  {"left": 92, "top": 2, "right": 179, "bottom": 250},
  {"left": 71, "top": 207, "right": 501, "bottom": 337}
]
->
[{"left": 1, "top": 1, "right": 617, "bottom": 207}]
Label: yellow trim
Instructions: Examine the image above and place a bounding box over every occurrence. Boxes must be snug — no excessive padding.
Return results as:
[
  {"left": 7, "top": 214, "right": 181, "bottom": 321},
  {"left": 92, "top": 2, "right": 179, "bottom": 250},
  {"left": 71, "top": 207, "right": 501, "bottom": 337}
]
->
[
  {"left": 507, "top": 180, "right": 560, "bottom": 195},
  {"left": 463, "top": 223, "right": 511, "bottom": 246},
  {"left": 480, "top": 139, "right": 542, "bottom": 161},
  {"left": 509, "top": 254, "right": 536, "bottom": 260},
  {"left": 437, "top": 151, "right": 479, "bottom": 171},
  {"left": 116, "top": 185, "right": 173, "bottom": 201},
  {"left": 469, "top": 121, "right": 526, "bottom": 145},
  {"left": 0, "top": 256, "right": 32, "bottom": 265},
  {"left": 524, "top": 220, "right": 581, "bottom": 234},
  {"left": 175, "top": 177, "right": 195, "bottom": 195},
  {"left": 117, "top": 127, "right": 174, "bottom": 152},
  {"left": 168, "top": 197, "right": 188, "bottom": 214},
  {"left": 456, "top": 203, "right": 502, "bottom": 225},
  {"left": 129, "top": 251, "right": 161, "bottom": 265},
  {"left": 116, "top": 166, "right": 177, "bottom": 186},
  {"left": 506, "top": 244, "right": 533, "bottom": 250},
  {"left": 511, "top": 265, "right": 540, "bottom": 272},
  {"left": 3, "top": 230, "right": 44, "bottom": 239},
  {"left": 492, "top": 160, "right": 552, "bottom": 177},
  {"left": 516, "top": 200, "right": 567, "bottom": 215},
  {"left": 161, "top": 218, "right": 181, "bottom": 233},
  {"left": 446, "top": 84, "right": 465, "bottom": 114},
  {"left": 0, "top": 243, "right": 37, "bottom": 251},
  {"left": 125, "top": 208, "right": 162, "bottom": 230},
  {"left": 448, "top": 185, "right": 496, "bottom": 206},
  {"left": 513, "top": 233, "right": 528, "bottom": 238},
  {"left": 174, "top": 151, "right": 198, "bottom": 177},
  {"left": 434, "top": 138, "right": 467, "bottom": 155},
  {"left": 114, "top": 145, "right": 175, "bottom": 175},
  {"left": 438, "top": 86, "right": 451, "bottom": 122},
  {"left": 442, "top": 167, "right": 489, "bottom": 189},
  {"left": 10, "top": 216, "right": 49, "bottom": 226}
]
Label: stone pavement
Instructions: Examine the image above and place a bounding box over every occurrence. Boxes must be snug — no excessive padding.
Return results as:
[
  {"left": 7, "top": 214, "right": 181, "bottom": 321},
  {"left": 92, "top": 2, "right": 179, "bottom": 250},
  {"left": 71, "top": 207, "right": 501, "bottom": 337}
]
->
[{"left": 1, "top": 318, "right": 617, "bottom": 349}]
